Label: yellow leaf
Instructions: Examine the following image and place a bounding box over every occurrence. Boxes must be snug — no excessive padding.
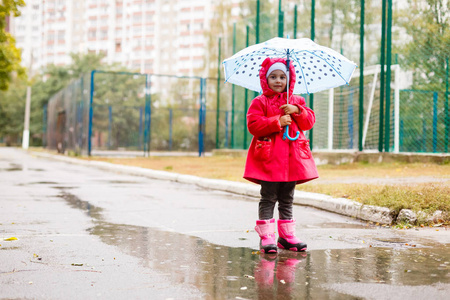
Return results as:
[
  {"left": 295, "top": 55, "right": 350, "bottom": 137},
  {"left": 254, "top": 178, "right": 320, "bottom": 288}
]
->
[{"left": 4, "top": 237, "right": 18, "bottom": 241}]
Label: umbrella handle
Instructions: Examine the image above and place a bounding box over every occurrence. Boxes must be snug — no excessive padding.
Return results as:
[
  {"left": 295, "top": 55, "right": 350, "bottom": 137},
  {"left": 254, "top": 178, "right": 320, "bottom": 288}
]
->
[{"left": 282, "top": 125, "right": 300, "bottom": 141}]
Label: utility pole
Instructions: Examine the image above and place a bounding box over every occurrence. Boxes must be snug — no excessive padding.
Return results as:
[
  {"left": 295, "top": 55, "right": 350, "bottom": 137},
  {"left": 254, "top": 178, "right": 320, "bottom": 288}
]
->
[{"left": 22, "top": 51, "right": 33, "bottom": 150}]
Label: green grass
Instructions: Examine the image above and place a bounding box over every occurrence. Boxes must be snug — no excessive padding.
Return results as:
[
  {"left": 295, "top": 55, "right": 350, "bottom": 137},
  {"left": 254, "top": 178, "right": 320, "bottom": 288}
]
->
[{"left": 297, "top": 183, "right": 449, "bottom": 216}]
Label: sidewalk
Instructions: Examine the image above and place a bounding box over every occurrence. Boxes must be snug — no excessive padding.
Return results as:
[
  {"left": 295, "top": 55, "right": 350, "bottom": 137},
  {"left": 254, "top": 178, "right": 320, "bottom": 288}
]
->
[{"left": 30, "top": 150, "right": 406, "bottom": 225}]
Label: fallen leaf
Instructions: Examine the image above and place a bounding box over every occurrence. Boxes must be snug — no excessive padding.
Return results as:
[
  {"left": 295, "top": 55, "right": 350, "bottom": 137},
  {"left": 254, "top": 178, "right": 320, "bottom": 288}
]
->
[
  {"left": 71, "top": 263, "right": 84, "bottom": 266},
  {"left": 4, "top": 237, "right": 18, "bottom": 241}
]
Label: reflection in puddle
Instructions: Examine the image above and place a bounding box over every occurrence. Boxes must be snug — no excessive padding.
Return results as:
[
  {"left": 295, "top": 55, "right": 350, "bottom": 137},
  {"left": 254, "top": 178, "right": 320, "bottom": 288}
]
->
[
  {"left": 59, "top": 191, "right": 450, "bottom": 299},
  {"left": 0, "top": 163, "right": 44, "bottom": 172}
]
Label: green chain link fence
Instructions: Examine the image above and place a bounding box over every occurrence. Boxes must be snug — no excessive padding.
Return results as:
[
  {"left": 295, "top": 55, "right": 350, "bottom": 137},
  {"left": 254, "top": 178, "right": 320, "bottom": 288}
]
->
[{"left": 45, "top": 0, "right": 449, "bottom": 155}]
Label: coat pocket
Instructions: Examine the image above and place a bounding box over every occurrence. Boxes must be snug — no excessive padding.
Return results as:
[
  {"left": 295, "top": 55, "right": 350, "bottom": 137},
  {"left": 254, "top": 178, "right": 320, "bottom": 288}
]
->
[
  {"left": 297, "top": 139, "right": 312, "bottom": 159},
  {"left": 254, "top": 138, "right": 272, "bottom": 161}
]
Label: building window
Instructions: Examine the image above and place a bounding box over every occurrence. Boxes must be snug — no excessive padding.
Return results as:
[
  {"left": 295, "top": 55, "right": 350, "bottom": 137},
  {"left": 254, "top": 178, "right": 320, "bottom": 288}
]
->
[
  {"left": 57, "top": 30, "right": 65, "bottom": 41},
  {"left": 88, "top": 30, "right": 96, "bottom": 39}
]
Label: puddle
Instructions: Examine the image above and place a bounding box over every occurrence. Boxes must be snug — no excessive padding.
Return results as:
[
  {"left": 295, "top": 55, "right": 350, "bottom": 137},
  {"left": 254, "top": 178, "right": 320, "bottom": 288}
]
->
[
  {"left": 58, "top": 191, "right": 103, "bottom": 220},
  {"left": 59, "top": 190, "right": 450, "bottom": 299},
  {"left": 17, "top": 181, "right": 59, "bottom": 186},
  {"left": 1, "top": 168, "right": 22, "bottom": 172},
  {"left": 0, "top": 162, "right": 43, "bottom": 172}
]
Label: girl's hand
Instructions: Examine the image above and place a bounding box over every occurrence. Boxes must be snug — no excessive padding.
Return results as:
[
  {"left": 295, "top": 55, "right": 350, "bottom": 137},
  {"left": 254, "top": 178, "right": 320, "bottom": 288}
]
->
[
  {"left": 280, "top": 104, "right": 300, "bottom": 115},
  {"left": 279, "top": 115, "right": 292, "bottom": 127}
]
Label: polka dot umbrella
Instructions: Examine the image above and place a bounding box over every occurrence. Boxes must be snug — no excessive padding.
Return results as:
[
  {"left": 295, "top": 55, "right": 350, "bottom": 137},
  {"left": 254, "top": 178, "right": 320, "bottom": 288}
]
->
[{"left": 222, "top": 37, "right": 357, "bottom": 95}]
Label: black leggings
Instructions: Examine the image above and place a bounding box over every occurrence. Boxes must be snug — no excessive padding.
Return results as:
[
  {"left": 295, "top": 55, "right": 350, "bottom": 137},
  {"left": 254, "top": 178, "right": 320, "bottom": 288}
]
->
[{"left": 258, "top": 181, "right": 296, "bottom": 220}]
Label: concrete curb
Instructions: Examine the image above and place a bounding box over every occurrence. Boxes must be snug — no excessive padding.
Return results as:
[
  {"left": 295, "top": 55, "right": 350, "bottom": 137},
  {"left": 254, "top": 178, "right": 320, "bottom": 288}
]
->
[{"left": 31, "top": 151, "right": 396, "bottom": 225}]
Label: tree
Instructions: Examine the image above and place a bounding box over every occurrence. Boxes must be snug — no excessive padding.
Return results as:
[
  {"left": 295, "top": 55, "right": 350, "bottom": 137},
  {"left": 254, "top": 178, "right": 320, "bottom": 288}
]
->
[
  {"left": 396, "top": 0, "right": 449, "bottom": 152},
  {"left": 0, "top": 0, "right": 25, "bottom": 91},
  {"left": 0, "top": 52, "right": 108, "bottom": 146},
  {"left": 398, "top": 0, "right": 450, "bottom": 91}
]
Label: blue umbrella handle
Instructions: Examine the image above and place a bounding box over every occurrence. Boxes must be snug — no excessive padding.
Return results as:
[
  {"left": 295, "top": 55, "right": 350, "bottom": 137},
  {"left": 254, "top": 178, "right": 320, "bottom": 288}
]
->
[{"left": 282, "top": 125, "right": 300, "bottom": 141}]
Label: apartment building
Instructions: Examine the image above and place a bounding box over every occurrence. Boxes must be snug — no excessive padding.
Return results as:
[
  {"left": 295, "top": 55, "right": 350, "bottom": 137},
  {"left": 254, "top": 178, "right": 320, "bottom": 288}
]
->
[{"left": 10, "top": 0, "right": 217, "bottom": 77}]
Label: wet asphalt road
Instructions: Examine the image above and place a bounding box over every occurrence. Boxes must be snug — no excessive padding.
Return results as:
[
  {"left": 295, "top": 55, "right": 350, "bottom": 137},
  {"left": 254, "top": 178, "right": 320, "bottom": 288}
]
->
[{"left": 0, "top": 148, "right": 449, "bottom": 300}]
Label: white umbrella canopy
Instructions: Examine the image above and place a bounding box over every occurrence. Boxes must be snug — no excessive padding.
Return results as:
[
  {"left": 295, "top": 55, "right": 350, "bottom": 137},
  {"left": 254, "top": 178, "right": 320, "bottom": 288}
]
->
[{"left": 223, "top": 37, "right": 357, "bottom": 95}]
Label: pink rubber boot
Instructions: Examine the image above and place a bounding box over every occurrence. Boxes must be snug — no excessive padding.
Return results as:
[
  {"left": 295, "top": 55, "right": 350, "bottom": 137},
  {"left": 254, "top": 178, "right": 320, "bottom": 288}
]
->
[
  {"left": 255, "top": 219, "right": 277, "bottom": 253},
  {"left": 277, "top": 219, "right": 307, "bottom": 252}
]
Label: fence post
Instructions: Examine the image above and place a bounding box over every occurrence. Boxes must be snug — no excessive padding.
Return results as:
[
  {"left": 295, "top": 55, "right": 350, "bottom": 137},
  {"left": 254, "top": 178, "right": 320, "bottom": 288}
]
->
[
  {"left": 243, "top": 25, "right": 250, "bottom": 149},
  {"left": 225, "top": 111, "right": 229, "bottom": 148},
  {"left": 253, "top": 0, "right": 260, "bottom": 101},
  {"left": 309, "top": 0, "right": 315, "bottom": 149},
  {"left": 433, "top": 92, "right": 438, "bottom": 153},
  {"left": 108, "top": 105, "right": 112, "bottom": 149},
  {"left": 169, "top": 108, "right": 173, "bottom": 151},
  {"left": 379, "top": 0, "right": 387, "bottom": 152},
  {"left": 256, "top": 0, "right": 260, "bottom": 44},
  {"left": 88, "top": 70, "right": 96, "bottom": 156},
  {"left": 278, "top": 0, "right": 283, "bottom": 37},
  {"left": 328, "top": 89, "right": 334, "bottom": 150},
  {"left": 394, "top": 65, "right": 400, "bottom": 153},
  {"left": 216, "top": 37, "right": 221, "bottom": 149},
  {"left": 79, "top": 76, "right": 84, "bottom": 152},
  {"left": 384, "top": 0, "right": 393, "bottom": 152},
  {"left": 445, "top": 57, "right": 449, "bottom": 153},
  {"left": 422, "top": 117, "right": 426, "bottom": 152},
  {"left": 358, "top": 0, "right": 364, "bottom": 152},
  {"left": 144, "top": 74, "right": 151, "bottom": 157},
  {"left": 198, "top": 78, "right": 206, "bottom": 157},
  {"left": 293, "top": 5, "right": 297, "bottom": 39},
  {"left": 231, "top": 23, "right": 236, "bottom": 149},
  {"left": 139, "top": 107, "right": 143, "bottom": 150}
]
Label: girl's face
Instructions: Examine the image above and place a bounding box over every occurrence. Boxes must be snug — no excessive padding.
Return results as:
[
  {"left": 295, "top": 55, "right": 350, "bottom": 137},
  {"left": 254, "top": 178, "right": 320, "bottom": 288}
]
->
[{"left": 267, "top": 70, "right": 287, "bottom": 93}]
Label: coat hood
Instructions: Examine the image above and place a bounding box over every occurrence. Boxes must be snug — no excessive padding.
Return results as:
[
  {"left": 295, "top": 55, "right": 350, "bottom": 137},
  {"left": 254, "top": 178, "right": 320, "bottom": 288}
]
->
[{"left": 259, "top": 57, "right": 296, "bottom": 97}]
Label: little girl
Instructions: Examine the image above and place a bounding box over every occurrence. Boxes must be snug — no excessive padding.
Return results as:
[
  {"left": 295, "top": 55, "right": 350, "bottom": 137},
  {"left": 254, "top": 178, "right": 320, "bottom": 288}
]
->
[{"left": 244, "top": 57, "right": 319, "bottom": 253}]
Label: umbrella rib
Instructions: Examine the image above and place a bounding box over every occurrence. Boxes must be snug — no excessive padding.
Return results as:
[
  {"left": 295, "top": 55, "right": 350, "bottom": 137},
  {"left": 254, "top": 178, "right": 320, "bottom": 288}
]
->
[
  {"left": 296, "top": 50, "right": 352, "bottom": 84},
  {"left": 290, "top": 52, "right": 310, "bottom": 94},
  {"left": 224, "top": 47, "right": 284, "bottom": 83},
  {"left": 224, "top": 55, "right": 253, "bottom": 83}
]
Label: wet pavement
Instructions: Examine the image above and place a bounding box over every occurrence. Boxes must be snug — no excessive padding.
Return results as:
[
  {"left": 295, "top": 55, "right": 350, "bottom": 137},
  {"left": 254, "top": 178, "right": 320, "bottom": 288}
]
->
[{"left": 0, "top": 148, "right": 449, "bottom": 300}]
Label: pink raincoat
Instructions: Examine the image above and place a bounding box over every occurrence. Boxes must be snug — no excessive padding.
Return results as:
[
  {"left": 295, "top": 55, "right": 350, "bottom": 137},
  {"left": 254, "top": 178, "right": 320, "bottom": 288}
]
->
[{"left": 243, "top": 57, "right": 319, "bottom": 184}]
